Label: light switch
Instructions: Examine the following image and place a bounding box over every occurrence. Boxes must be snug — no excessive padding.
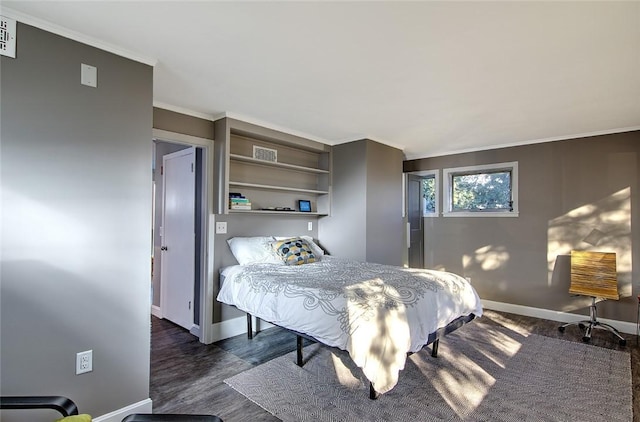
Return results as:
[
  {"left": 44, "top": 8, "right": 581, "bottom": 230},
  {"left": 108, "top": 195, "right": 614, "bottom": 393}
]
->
[
  {"left": 81, "top": 63, "right": 97, "bottom": 87},
  {"left": 216, "top": 222, "right": 227, "bottom": 234},
  {"left": 308, "top": 221, "right": 313, "bottom": 231}
]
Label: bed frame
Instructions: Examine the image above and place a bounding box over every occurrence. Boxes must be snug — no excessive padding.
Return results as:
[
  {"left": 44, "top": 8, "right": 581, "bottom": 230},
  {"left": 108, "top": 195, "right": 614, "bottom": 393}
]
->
[{"left": 245, "top": 312, "right": 477, "bottom": 399}]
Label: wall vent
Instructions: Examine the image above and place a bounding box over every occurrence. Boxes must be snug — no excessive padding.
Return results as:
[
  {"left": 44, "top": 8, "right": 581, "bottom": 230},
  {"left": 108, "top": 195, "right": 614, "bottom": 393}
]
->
[
  {"left": 0, "top": 15, "right": 16, "bottom": 58},
  {"left": 253, "top": 145, "right": 277, "bottom": 163}
]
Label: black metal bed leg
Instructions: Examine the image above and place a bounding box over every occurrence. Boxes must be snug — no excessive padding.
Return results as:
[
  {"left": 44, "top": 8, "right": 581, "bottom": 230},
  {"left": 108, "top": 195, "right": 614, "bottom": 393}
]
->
[
  {"left": 296, "top": 335, "right": 303, "bottom": 366},
  {"left": 369, "top": 383, "right": 379, "bottom": 400},
  {"left": 431, "top": 338, "right": 439, "bottom": 357},
  {"left": 247, "top": 314, "right": 253, "bottom": 339}
]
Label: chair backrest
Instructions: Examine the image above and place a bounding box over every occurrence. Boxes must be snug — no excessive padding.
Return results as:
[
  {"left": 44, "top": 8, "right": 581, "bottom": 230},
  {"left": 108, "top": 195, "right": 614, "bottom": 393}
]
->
[{"left": 569, "top": 250, "right": 619, "bottom": 300}]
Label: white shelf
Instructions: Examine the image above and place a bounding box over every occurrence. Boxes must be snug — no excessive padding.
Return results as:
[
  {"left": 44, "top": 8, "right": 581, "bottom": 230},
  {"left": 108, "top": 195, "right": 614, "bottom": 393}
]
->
[
  {"left": 229, "top": 209, "right": 327, "bottom": 216},
  {"left": 229, "top": 181, "right": 329, "bottom": 195},
  {"left": 215, "top": 117, "right": 331, "bottom": 215},
  {"left": 229, "top": 154, "right": 329, "bottom": 174}
]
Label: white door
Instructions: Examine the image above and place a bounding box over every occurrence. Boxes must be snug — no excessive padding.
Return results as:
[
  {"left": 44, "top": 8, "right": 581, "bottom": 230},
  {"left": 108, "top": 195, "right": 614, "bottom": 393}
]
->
[{"left": 160, "top": 147, "right": 195, "bottom": 330}]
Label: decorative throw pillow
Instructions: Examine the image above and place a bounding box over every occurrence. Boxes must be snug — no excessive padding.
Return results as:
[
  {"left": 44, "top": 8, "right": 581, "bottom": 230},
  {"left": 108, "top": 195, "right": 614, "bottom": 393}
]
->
[
  {"left": 271, "top": 238, "right": 316, "bottom": 265},
  {"left": 275, "top": 235, "right": 325, "bottom": 258}
]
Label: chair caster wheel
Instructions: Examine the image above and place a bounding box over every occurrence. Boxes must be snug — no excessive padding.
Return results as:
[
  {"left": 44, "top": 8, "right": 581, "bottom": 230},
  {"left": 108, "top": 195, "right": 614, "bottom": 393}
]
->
[
  {"left": 619, "top": 339, "right": 626, "bottom": 346},
  {"left": 558, "top": 326, "right": 565, "bottom": 332},
  {"left": 582, "top": 336, "right": 590, "bottom": 343}
]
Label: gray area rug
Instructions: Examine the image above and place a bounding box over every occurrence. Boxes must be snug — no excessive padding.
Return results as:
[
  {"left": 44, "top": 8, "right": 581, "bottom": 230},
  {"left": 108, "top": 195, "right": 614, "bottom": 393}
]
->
[{"left": 225, "top": 323, "right": 632, "bottom": 421}]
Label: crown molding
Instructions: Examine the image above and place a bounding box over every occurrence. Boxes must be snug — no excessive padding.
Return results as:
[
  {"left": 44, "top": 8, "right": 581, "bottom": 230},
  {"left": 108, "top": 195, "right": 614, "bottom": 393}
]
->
[
  {"left": 405, "top": 126, "right": 640, "bottom": 160},
  {"left": 1, "top": 6, "right": 157, "bottom": 66},
  {"left": 223, "top": 111, "right": 332, "bottom": 145},
  {"left": 153, "top": 101, "right": 218, "bottom": 122}
]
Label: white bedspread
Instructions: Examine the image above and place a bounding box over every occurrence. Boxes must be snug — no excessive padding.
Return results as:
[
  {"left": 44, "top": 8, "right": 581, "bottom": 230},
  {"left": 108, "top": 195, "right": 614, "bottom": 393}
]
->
[{"left": 217, "top": 256, "right": 483, "bottom": 394}]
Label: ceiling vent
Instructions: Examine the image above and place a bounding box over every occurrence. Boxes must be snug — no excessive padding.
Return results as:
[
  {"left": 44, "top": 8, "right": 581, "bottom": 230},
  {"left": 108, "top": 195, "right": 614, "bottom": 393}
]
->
[{"left": 0, "top": 15, "right": 16, "bottom": 58}]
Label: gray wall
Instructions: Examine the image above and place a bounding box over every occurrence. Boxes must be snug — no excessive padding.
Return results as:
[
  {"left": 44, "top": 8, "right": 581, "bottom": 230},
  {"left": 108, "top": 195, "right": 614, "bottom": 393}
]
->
[
  {"left": 153, "top": 107, "right": 214, "bottom": 140},
  {"left": 404, "top": 131, "right": 640, "bottom": 323},
  {"left": 319, "top": 141, "right": 367, "bottom": 259},
  {"left": 1, "top": 23, "right": 153, "bottom": 419},
  {"left": 319, "top": 139, "right": 404, "bottom": 266},
  {"left": 365, "top": 140, "right": 404, "bottom": 265}
]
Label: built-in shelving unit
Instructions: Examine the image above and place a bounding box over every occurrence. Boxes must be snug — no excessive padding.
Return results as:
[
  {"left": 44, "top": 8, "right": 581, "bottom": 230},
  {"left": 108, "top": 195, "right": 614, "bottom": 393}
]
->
[
  {"left": 214, "top": 118, "right": 332, "bottom": 215},
  {"left": 229, "top": 153, "right": 330, "bottom": 174}
]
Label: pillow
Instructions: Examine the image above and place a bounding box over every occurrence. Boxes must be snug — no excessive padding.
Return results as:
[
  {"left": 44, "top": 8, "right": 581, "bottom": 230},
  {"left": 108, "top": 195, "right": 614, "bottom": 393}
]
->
[
  {"left": 275, "top": 235, "right": 325, "bottom": 258},
  {"left": 227, "top": 236, "right": 281, "bottom": 265},
  {"left": 271, "top": 237, "right": 317, "bottom": 265}
]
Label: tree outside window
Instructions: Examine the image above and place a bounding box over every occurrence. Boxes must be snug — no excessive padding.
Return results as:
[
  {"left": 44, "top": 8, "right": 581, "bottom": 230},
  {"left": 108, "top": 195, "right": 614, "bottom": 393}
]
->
[
  {"left": 422, "top": 176, "right": 437, "bottom": 214},
  {"left": 452, "top": 171, "right": 512, "bottom": 211},
  {"left": 443, "top": 162, "right": 518, "bottom": 217}
]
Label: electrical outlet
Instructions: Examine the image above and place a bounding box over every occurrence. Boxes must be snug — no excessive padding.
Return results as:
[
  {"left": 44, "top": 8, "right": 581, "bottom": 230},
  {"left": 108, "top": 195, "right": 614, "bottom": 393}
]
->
[
  {"left": 215, "top": 222, "right": 227, "bottom": 234},
  {"left": 76, "top": 350, "right": 93, "bottom": 375}
]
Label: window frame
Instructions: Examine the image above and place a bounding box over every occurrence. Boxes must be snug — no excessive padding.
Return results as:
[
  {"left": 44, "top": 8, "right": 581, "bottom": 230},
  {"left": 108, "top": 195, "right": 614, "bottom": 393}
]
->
[
  {"left": 410, "top": 170, "right": 439, "bottom": 217},
  {"left": 442, "top": 161, "right": 519, "bottom": 217}
]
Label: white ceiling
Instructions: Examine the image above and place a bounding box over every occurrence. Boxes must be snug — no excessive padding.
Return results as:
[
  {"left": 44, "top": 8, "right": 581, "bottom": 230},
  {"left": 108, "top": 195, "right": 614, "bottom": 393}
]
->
[{"left": 3, "top": 1, "right": 639, "bottom": 159}]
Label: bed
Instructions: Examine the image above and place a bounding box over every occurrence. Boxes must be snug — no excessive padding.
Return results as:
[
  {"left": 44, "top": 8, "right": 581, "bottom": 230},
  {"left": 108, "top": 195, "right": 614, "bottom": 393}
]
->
[{"left": 216, "top": 236, "right": 483, "bottom": 398}]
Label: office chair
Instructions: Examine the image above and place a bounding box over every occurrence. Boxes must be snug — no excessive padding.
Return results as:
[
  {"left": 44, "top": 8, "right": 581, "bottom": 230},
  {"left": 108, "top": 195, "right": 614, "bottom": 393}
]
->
[
  {"left": 0, "top": 396, "right": 222, "bottom": 421},
  {"left": 558, "top": 250, "right": 626, "bottom": 346},
  {"left": 0, "top": 396, "right": 80, "bottom": 417}
]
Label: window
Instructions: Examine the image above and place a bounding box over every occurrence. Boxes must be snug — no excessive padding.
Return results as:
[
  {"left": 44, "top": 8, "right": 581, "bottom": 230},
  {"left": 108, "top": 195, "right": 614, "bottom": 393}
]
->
[
  {"left": 443, "top": 162, "right": 518, "bottom": 217},
  {"left": 407, "top": 170, "right": 439, "bottom": 217},
  {"left": 422, "top": 174, "right": 437, "bottom": 215}
]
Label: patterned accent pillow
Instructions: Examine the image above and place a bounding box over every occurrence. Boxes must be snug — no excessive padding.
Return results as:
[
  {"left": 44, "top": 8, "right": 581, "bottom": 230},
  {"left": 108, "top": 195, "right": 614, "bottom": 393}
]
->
[{"left": 271, "top": 237, "right": 317, "bottom": 265}]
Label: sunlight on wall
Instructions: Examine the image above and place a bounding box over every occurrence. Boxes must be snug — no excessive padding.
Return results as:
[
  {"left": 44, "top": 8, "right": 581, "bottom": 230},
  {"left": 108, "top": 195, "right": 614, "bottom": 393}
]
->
[
  {"left": 462, "top": 245, "right": 511, "bottom": 290},
  {"left": 470, "top": 245, "right": 510, "bottom": 271},
  {"left": 3, "top": 187, "right": 89, "bottom": 269},
  {"left": 344, "top": 279, "right": 410, "bottom": 394},
  {"left": 547, "top": 187, "right": 632, "bottom": 300}
]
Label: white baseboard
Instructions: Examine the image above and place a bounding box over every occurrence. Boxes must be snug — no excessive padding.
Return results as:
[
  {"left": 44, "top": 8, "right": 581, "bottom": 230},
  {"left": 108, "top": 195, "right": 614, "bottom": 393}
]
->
[
  {"left": 151, "top": 305, "right": 162, "bottom": 318},
  {"left": 482, "top": 300, "right": 637, "bottom": 335},
  {"left": 93, "top": 398, "right": 152, "bottom": 422},
  {"left": 209, "top": 315, "right": 275, "bottom": 342},
  {"left": 190, "top": 323, "right": 201, "bottom": 337}
]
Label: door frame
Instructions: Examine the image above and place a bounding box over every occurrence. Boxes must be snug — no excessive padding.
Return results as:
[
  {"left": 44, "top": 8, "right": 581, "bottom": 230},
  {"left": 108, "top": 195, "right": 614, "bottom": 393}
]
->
[
  {"left": 152, "top": 128, "right": 215, "bottom": 344},
  {"left": 405, "top": 170, "right": 439, "bottom": 268}
]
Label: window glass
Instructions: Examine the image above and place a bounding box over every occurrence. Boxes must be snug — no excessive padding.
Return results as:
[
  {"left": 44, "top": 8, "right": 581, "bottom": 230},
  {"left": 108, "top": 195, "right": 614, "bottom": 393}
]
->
[
  {"left": 452, "top": 171, "right": 512, "bottom": 211},
  {"left": 443, "top": 162, "right": 518, "bottom": 217},
  {"left": 422, "top": 176, "right": 437, "bottom": 214}
]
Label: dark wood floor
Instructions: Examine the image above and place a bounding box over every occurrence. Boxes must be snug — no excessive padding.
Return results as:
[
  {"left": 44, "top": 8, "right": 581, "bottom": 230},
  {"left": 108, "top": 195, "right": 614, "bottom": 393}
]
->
[{"left": 150, "top": 310, "right": 640, "bottom": 421}]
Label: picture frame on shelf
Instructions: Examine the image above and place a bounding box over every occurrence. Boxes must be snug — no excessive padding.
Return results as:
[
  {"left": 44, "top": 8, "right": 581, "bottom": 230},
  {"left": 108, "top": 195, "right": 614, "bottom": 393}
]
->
[{"left": 298, "top": 200, "right": 312, "bottom": 212}]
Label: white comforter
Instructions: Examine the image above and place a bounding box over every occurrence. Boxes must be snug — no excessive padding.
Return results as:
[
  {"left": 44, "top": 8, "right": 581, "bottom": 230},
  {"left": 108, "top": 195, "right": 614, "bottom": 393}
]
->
[{"left": 217, "top": 256, "right": 483, "bottom": 394}]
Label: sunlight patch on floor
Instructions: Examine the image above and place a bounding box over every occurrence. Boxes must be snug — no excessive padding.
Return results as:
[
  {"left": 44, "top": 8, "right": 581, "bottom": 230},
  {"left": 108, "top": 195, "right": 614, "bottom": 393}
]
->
[{"left": 413, "top": 328, "right": 523, "bottom": 418}]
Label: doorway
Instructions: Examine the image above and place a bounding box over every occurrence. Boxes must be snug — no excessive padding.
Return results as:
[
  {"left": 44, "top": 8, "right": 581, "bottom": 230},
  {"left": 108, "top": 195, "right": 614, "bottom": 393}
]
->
[
  {"left": 406, "top": 170, "right": 439, "bottom": 269},
  {"left": 151, "top": 129, "right": 214, "bottom": 342},
  {"left": 407, "top": 174, "right": 424, "bottom": 268}
]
